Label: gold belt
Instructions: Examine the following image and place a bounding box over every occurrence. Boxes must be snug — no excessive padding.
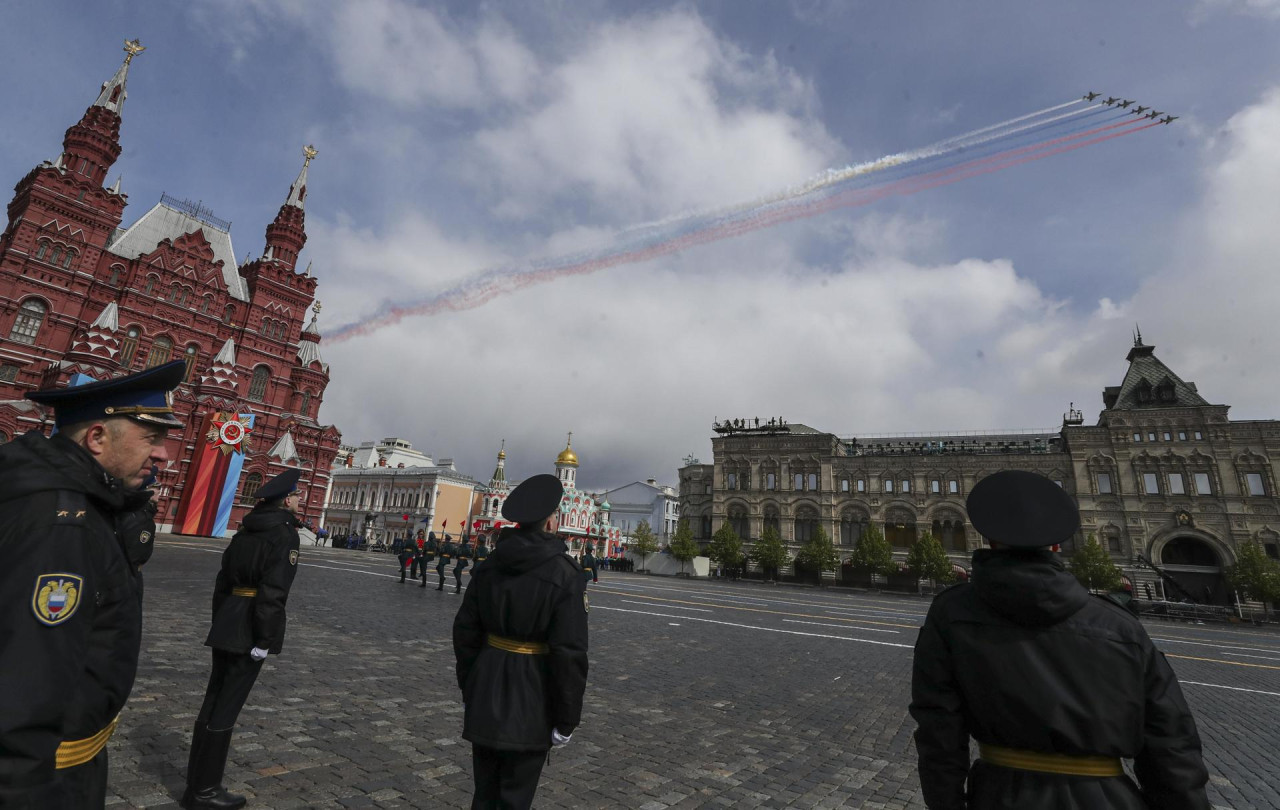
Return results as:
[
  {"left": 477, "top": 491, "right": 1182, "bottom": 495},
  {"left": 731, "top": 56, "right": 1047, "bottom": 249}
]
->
[
  {"left": 583, "top": 567, "right": 593, "bottom": 572},
  {"left": 232, "top": 587, "right": 258, "bottom": 597},
  {"left": 979, "top": 743, "right": 1123, "bottom": 777},
  {"left": 487, "top": 634, "right": 549, "bottom": 655},
  {"left": 56, "top": 715, "right": 120, "bottom": 769}
]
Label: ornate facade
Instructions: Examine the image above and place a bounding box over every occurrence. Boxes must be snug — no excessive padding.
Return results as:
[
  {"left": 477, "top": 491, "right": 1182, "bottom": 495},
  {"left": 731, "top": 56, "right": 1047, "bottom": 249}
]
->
[
  {"left": 0, "top": 41, "right": 342, "bottom": 532},
  {"left": 680, "top": 337, "right": 1280, "bottom": 604}
]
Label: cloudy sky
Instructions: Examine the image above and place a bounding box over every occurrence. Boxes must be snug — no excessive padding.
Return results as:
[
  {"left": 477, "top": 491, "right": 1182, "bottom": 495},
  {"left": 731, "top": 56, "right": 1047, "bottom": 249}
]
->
[{"left": 4, "top": 1, "right": 1279, "bottom": 490}]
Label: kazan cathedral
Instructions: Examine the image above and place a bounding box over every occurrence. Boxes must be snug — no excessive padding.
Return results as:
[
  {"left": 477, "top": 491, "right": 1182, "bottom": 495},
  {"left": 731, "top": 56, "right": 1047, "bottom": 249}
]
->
[
  {"left": 474, "top": 435, "right": 625, "bottom": 556},
  {"left": 0, "top": 42, "right": 342, "bottom": 532}
]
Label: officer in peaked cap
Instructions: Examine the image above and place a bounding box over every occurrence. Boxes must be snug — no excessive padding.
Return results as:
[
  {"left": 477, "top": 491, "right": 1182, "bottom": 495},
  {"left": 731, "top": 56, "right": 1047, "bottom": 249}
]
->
[
  {"left": 910, "top": 470, "right": 1209, "bottom": 810},
  {"left": 0, "top": 360, "right": 185, "bottom": 808},
  {"left": 183, "top": 468, "right": 303, "bottom": 809},
  {"left": 453, "top": 473, "right": 588, "bottom": 809}
]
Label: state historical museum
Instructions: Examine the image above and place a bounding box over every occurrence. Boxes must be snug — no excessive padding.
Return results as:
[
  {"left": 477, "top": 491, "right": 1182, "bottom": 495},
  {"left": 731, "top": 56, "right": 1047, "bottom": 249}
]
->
[{"left": 0, "top": 41, "right": 342, "bottom": 533}]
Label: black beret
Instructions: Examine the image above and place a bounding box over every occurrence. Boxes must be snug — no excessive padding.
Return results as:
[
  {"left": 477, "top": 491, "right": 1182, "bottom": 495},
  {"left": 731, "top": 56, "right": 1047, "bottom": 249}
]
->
[
  {"left": 27, "top": 360, "right": 186, "bottom": 428},
  {"left": 502, "top": 473, "right": 564, "bottom": 524},
  {"left": 966, "top": 470, "right": 1079, "bottom": 548},
  {"left": 255, "top": 468, "right": 301, "bottom": 503}
]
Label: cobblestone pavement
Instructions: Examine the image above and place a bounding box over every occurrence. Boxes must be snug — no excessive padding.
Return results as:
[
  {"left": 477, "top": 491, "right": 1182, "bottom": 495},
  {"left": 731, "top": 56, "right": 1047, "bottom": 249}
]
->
[{"left": 102, "top": 537, "right": 1280, "bottom": 808}]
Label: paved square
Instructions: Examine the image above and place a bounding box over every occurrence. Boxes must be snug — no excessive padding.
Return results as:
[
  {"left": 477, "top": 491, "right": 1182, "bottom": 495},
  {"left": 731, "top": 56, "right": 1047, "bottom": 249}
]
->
[{"left": 104, "top": 537, "right": 1280, "bottom": 808}]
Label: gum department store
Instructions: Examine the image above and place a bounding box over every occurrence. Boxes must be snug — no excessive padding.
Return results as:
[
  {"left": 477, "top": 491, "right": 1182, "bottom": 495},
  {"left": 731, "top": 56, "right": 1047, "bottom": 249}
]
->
[{"left": 679, "top": 336, "right": 1280, "bottom": 605}]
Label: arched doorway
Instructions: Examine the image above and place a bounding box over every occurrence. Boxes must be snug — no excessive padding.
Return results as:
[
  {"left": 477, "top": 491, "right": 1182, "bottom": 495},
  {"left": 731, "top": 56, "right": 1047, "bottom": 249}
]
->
[
  {"left": 885, "top": 506, "right": 917, "bottom": 549},
  {"left": 1159, "top": 535, "right": 1229, "bottom": 605}
]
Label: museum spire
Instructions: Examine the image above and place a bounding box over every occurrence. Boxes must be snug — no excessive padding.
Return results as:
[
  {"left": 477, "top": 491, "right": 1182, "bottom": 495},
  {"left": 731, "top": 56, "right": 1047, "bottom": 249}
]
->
[
  {"left": 58, "top": 39, "right": 143, "bottom": 187},
  {"left": 261, "top": 145, "right": 314, "bottom": 271}
]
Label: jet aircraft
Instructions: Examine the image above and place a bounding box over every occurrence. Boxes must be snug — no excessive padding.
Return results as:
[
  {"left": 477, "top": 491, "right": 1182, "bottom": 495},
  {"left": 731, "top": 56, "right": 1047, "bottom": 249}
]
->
[
  {"left": 1160, "top": 115, "right": 1179, "bottom": 124},
  {"left": 1118, "top": 99, "right": 1134, "bottom": 108},
  {"left": 1083, "top": 91, "right": 1100, "bottom": 101},
  {"left": 1103, "top": 97, "right": 1119, "bottom": 105},
  {"left": 1146, "top": 110, "right": 1163, "bottom": 119},
  {"left": 1131, "top": 106, "right": 1149, "bottom": 115}
]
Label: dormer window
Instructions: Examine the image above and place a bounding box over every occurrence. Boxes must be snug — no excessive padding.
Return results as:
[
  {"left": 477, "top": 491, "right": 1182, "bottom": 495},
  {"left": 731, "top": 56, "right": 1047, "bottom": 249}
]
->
[{"left": 1135, "top": 379, "right": 1153, "bottom": 404}]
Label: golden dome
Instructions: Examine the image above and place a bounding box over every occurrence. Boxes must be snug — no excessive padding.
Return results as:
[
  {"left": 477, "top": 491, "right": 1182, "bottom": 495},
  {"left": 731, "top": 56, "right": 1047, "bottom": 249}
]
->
[{"left": 556, "top": 433, "right": 579, "bottom": 467}]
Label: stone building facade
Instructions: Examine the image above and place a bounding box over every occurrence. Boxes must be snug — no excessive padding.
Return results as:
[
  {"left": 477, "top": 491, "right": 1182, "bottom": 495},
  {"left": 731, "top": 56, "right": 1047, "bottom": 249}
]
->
[
  {"left": 0, "top": 42, "right": 342, "bottom": 532},
  {"left": 679, "top": 338, "right": 1280, "bottom": 604}
]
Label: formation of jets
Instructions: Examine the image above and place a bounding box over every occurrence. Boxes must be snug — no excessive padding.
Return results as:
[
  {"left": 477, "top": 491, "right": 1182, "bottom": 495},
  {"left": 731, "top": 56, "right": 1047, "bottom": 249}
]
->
[{"left": 1083, "top": 92, "right": 1178, "bottom": 125}]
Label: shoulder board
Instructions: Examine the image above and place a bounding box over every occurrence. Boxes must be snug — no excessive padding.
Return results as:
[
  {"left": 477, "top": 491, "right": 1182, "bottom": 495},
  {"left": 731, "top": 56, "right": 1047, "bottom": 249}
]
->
[
  {"left": 1091, "top": 592, "right": 1142, "bottom": 622},
  {"left": 931, "top": 581, "right": 969, "bottom": 601},
  {"left": 53, "top": 490, "right": 90, "bottom": 527}
]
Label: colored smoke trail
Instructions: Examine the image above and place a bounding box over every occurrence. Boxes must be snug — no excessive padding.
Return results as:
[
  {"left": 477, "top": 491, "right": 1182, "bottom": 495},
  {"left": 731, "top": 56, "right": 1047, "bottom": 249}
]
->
[{"left": 330, "top": 101, "right": 1163, "bottom": 343}]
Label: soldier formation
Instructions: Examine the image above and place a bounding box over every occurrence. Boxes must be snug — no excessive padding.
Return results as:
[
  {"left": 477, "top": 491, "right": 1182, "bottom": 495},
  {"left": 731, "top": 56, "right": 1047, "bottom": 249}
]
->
[{"left": 0, "top": 362, "right": 1210, "bottom": 810}]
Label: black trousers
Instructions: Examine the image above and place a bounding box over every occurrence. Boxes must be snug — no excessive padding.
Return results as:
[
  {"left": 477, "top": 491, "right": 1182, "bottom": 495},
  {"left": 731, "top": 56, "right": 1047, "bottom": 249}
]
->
[
  {"left": 53, "top": 748, "right": 108, "bottom": 809},
  {"left": 454, "top": 566, "right": 466, "bottom": 589},
  {"left": 437, "top": 563, "right": 448, "bottom": 588},
  {"left": 471, "top": 746, "right": 545, "bottom": 810},
  {"left": 196, "top": 649, "right": 265, "bottom": 731}
]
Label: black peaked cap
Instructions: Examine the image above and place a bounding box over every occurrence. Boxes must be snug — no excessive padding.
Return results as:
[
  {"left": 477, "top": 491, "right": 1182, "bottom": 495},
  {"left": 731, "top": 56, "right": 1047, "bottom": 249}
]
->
[
  {"left": 502, "top": 473, "right": 564, "bottom": 524},
  {"left": 255, "top": 468, "right": 301, "bottom": 503},
  {"left": 966, "top": 469, "right": 1080, "bottom": 548}
]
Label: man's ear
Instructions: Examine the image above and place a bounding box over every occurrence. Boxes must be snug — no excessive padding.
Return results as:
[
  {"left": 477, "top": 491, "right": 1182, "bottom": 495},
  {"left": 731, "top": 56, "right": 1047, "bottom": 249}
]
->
[{"left": 80, "top": 422, "right": 111, "bottom": 458}]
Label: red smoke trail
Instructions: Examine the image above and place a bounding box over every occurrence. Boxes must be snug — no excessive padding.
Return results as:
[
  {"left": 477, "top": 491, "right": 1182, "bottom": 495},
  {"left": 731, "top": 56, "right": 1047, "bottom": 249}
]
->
[{"left": 330, "top": 118, "right": 1156, "bottom": 343}]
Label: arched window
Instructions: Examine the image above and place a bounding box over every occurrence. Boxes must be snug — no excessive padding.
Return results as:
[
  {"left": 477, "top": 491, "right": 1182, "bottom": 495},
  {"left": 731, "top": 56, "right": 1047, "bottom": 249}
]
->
[
  {"left": 794, "top": 506, "right": 819, "bottom": 544},
  {"left": 200, "top": 295, "right": 212, "bottom": 315},
  {"left": 63, "top": 250, "right": 76, "bottom": 269},
  {"left": 183, "top": 344, "right": 199, "bottom": 381},
  {"left": 119, "top": 326, "right": 141, "bottom": 367},
  {"left": 727, "top": 505, "right": 749, "bottom": 540},
  {"left": 144, "top": 275, "right": 157, "bottom": 295},
  {"left": 763, "top": 505, "right": 780, "bottom": 537},
  {"left": 9, "top": 299, "right": 47, "bottom": 344},
  {"left": 107, "top": 265, "right": 124, "bottom": 286},
  {"left": 35, "top": 241, "right": 49, "bottom": 261},
  {"left": 299, "top": 390, "right": 312, "bottom": 416},
  {"left": 794, "top": 473, "right": 804, "bottom": 490},
  {"left": 807, "top": 473, "right": 818, "bottom": 491},
  {"left": 261, "top": 317, "right": 270, "bottom": 334},
  {"left": 146, "top": 336, "right": 172, "bottom": 368},
  {"left": 247, "top": 365, "right": 271, "bottom": 402},
  {"left": 240, "top": 472, "right": 263, "bottom": 505},
  {"left": 841, "top": 509, "right": 867, "bottom": 546},
  {"left": 50, "top": 246, "right": 64, "bottom": 266},
  {"left": 223, "top": 305, "right": 235, "bottom": 324}
]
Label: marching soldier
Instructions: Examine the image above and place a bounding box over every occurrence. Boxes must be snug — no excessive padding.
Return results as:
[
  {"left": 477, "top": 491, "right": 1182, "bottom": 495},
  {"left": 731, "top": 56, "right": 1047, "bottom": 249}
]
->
[
  {"left": 420, "top": 531, "right": 439, "bottom": 588},
  {"left": 0, "top": 361, "right": 184, "bottom": 808},
  {"left": 580, "top": 546, "right": 598, "bottom": 587},
  {"left": 399, "top": 530, "right": 420, "bottom": 584},
  {"left": 452, "top": 540, "right": 471, "bottom": 594},
  {"left": 183, "top": 469, "right": 303, "bottom": 809},
  {"left": 436, "top": 534, "right": 457, "bottom": 591},
  {"left": 453, "top": 474, "right": 588, "bottom": 809},
  {"left": 910, "top": 470, "right": 1209, "bottom": 809},
  {"left": 472, "top": 537, "right": 489, "bottom": 569}
]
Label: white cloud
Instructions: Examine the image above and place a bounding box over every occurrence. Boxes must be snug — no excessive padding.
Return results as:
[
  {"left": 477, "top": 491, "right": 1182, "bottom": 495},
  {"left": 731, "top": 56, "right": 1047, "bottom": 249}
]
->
[{"left": 1195, "top": 0, "right": 1280, "bottom": 20}]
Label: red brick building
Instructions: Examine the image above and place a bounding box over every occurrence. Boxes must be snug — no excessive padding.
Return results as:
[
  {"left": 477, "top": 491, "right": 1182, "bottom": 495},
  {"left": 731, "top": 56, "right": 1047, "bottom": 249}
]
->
[{"left": 0, "top": 41, "right": 342, "bottom": 533}]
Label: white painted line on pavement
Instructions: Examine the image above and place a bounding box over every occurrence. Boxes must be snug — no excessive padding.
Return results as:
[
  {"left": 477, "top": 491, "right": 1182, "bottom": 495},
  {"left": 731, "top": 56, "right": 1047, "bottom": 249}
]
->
[
  {"left": 1152, "top": 637, "right": 1280, "bottom": 656},
  {"left": 1180, "top": 681, "right": 1280, "bottom": 698},
  {"left": 783, "top": 619, "right": 900, "bottom": 635},
  {"left": 594, "top": 606, "right": 914, "bottom": 649},
  {"left": 621, "top": 599, "right": 712, "bottom": 612},
  {"left": 1222, "top": 652, "right": 1280, "bottom": 661}
]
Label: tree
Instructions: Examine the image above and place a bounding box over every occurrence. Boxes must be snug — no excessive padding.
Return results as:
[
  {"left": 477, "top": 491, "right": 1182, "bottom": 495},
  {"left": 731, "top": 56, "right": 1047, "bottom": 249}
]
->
[
  {"left": 904, "top": 530, "right": 956, "bottom": 584},
  {"left": 669, "top": 520, "right": 701, "bottom": 576},
  {"left": 1226, "top": 541, "right": 1280, "bottom": 605},
  {"left": 629, "top": 520, "right": 660, "bottom": 573},
  {"left": 847, "top": 524, "right": 896, "bottom": 576},
  {"left": 705, "top": 522, "right": 744, "bottom": 574},
  {"left": 794, "top": 524, "right": 840, "bottom": 584},
  {"left": 751, "top": 525, "right": 791, "bottom": 581},
  {"left": 1069, "top": 533, "right": 1123, "bottom": 592}
]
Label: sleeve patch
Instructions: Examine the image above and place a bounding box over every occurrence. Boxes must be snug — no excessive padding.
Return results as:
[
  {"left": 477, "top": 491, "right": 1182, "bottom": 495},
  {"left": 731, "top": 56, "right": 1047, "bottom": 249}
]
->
[
  {"left": 33, "top": 573, "right": 83, "bottom": 625},
  {"left": 289, "top": 550, "right": 299, "bottom": 566},
  {"left": 583, "top": 592, "right": 590, "bottom": 613}
]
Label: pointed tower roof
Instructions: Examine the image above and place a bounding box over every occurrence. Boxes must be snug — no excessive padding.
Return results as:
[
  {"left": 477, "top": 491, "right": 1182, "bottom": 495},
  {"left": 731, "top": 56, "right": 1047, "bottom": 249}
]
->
[
  {"left": 297, "top": 301, "right": 327, "bottom": 371},
  {"left": 268, "top": 431, "right": 302, "bottom": 465},
  {"left": 67, "top": 302, "right": 120, "bottom": 362},
  {"left": 286, "top": 145, "right": 317, "bottom": 209},
  {"left": 199, "top": 338, "right": 240, "bottom": 391},
  {"left": 490, "top": 440, "right": 507, "bottom": 484},
  {"left": 1102, "top": 334, "right": 1211, "bottom": 412},
  {"left": 93, "top": 39, "right": 144, "bottom": 114}
]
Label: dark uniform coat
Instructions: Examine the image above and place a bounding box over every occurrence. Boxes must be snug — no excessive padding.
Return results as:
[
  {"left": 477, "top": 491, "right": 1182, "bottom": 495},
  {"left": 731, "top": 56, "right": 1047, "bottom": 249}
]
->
[
  {"left": 205, "top": 505, "right": 300, "bottom": 655},
  {"left": 0, "top": 432, "right": 143, "bottom": 806},
  {"left": 910, "top": 549, "right": 1210, "bottom": 810},
  {"left": 580, "top": 551, "right": 597, "bottom": 583},
  {"left": 453, "top": 530, "right": 588, "bottom": 751}
]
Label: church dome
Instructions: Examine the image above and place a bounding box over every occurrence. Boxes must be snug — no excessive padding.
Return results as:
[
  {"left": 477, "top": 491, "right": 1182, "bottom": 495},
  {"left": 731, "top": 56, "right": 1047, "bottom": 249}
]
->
[{"left": 556, "top": 442, "right": 578, "bottom": 467}]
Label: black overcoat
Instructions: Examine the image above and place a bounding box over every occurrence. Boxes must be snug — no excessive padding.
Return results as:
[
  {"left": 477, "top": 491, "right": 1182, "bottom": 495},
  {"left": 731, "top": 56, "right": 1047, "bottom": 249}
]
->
[
  {"left": 0, "top": 432, "right": 142, "bottom": 806},
  {"left": 205, "top": 504, "right": 300, "bottom": 655},
  {"left": 910, "top": 549, "right": 1209, "bottom": 810},
  {"left": 453, "top": 530, "right": 588, "bottom": 751}
]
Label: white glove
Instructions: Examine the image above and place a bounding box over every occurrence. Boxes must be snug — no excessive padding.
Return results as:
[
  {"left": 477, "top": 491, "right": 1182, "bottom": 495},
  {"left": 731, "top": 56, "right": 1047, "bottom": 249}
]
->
[
  {"left": 551, "top": 728, "right": 572, "bottom": 747},
  {"left": 250, "top": 647, "right": 269, "bottom": 661}
]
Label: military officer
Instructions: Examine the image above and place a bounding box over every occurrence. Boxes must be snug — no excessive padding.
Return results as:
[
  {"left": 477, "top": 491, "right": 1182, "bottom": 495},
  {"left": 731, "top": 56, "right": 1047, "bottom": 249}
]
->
[
  {"left": 472, "top": 538, "right": 489, "bottom": 569},
  {"left": 436, "top": 534, "right": 457, "bottom": 591},
  {"left": 183, "top": 469, "right": 303, "bottom": 809},
  {"left": 580, "top": 546, "right": 598, "bottom": 587},
  {"left": 400, "top": 530, "right": 420, "bottom": 584},
  {"left": 0, "top": 361, "right": 184, "bottom": 808},
  {"left": 452, "top": 540, "right": 471, "bottom": 594},
  {"left": 420, "top": 531, "right": 440, "bottom": 588},
  {"left": 910, "top": 470, "right": 1209, "bottom": 810},
  {"left": 453, "top": 474, "right": 588, "bottom": 809}
]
